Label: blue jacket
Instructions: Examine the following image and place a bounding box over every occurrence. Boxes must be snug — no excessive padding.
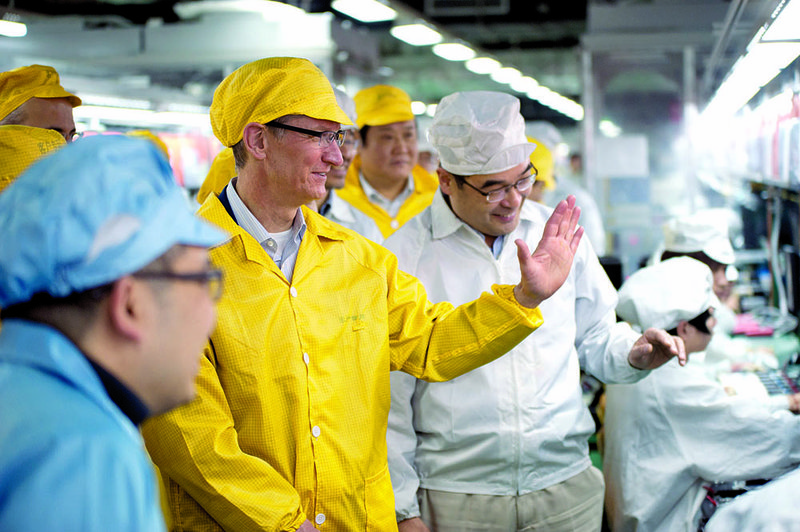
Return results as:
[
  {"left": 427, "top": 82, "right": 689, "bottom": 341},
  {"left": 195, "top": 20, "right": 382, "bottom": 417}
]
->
[{"left": 0, "top": 319, "right": 166, "bottom": 532}]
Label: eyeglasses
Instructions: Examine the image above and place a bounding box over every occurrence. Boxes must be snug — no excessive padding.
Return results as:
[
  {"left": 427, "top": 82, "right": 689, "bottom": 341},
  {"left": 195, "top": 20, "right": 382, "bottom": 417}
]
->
[
  {"left": 134, "top": 268, "right": 224, "bottom": 301},
  {"left": 458, "top": 168, "right": 538, "bottom": 203},
  {"left": 265, "top": 121, "right": 345, "bottom": 148}
]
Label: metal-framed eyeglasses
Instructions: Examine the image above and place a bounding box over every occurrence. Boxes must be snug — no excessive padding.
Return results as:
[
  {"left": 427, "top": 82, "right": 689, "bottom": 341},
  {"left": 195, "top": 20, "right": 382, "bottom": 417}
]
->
[
  {"left": 264, "top": 121, "right": 345, "bottom": 148},
  {"left": 457, "top": 165, "right": 538, "bottom": 203},
  {"left": 134, "top": 268, "right": 224, "bottom": 301}
]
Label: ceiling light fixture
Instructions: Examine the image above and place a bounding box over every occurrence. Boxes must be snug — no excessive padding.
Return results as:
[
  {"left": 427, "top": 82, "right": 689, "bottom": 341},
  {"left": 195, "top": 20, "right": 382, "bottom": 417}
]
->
[
  {"left": 390, "top": 23, "right": 442, "bottom": 46},
  {"left": 490, "top": 67, "right": 522, "bottom": 84},
  {"left": 702, "top": 0, "right": 800, "bottom": 120},
  {"left": 0, "top": 14, "right": 26, "bottom": 37},
  {"left": 432, "top": 42, "right": 476, "bottom": 61},
  {"left": 465, "top": 57, "right": 501, "bottom": 75},
  {"left": 331, "top": 0, "right": 396, "bottom": 23}
]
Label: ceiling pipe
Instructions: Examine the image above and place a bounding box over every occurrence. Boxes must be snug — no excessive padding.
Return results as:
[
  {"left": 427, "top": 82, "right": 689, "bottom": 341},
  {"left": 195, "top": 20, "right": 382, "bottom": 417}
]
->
[{"left": 700, "top": 0, "right": 749, "bottom": 100}]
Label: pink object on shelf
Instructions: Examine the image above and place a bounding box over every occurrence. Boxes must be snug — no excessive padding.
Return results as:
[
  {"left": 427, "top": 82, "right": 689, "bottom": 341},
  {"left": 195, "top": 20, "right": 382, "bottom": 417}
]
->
[{"left": 732, "top": 313, "right": 775, "bottom": 337}]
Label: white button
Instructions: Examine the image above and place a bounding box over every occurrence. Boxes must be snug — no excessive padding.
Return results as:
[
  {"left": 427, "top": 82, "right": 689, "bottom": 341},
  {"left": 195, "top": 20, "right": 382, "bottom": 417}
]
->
[
  {"left": 390, "top": 219, "right": 399, "bottom": 229},
  {"left": 290, "top": 286, "right": 298, "bottom": 297},
  {"left": 303, "top": 353, "right": 310, "bottom": 364},
  {"left": 315, "top": 513, "right": 326, "bottom": 525},
  {"left": 312, "top": 425, "right": 321, "bottom": 438}
]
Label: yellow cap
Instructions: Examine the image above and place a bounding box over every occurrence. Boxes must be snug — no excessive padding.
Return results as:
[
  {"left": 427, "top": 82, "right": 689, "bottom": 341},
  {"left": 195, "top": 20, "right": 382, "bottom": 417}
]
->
[
  {"left": 127, "top": 130, "right": 170, "bottom": 158},
  {"left": 354, "top": 85, "right": 414, "bottom": 128},
  {"left": 528, "top": 137, "right": 555, "bottom": 190},
  {"left": 197, "top": 147, "right": 236, "bottom": 204},
  {"left": 210, "top": 57, "right": 352, "bottom": 148},
  {"left": 0, "top": 65, "right": 82, "bottom": 121},
  {"left": 0, "top": 125, "right": 66, "bottom": 193}
]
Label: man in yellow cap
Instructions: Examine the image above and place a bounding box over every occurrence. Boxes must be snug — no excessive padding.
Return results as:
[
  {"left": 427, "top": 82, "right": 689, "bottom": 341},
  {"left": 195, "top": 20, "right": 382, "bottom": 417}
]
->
[
  {"left": 336, "top": 84, "right": 438, "bottom": 238},
  {"left": 0, "top": 64, "right": 82, "bottom": 144},
  {"left": 140, "top": 56, "right": 592, "bottom": 532},
  {"left": 314, "top": 87, "right": 383, "bottom": 242}
]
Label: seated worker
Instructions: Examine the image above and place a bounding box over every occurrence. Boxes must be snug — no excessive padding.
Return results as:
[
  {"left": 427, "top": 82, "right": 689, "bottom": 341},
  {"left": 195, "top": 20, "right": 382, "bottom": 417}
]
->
[
  {"left": 385, "top": 90, "right": 686, "bottom": 532},
  {"left": 603, "top": 257, "right": 800, "bottom": 532},
  {"left": 0, "top": 64, "right": 82, "bottom": 143},
  {"left": 337, "top": 84, "right": 439, "bottom": 238},
  {"left": 0, "top": 135, "right": 226, "bottom": 531},
  {"left": 315, "top": 87, "right": 383, "bottom": 242},
  {"left": 139, "top": 56, "right": 598, "bottom": 532},
  {"left": 658, "top": 209, "right": 774, "bottom": 375},
  {"left": 705, "top": 465, "right": 800, "bottom": 531}
]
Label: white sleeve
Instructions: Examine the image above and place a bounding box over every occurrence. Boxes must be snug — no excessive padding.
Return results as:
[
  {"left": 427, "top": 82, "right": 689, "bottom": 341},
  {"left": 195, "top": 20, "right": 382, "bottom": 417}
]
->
[
  {"left": 573, "top": 241, "right": 644, "bottom": 383},
  {"left": 387, "top": 370, "right": 423, "bottom": 521},
  {"left": 660, "top": 371, "right": 800, "bottom": 481}
]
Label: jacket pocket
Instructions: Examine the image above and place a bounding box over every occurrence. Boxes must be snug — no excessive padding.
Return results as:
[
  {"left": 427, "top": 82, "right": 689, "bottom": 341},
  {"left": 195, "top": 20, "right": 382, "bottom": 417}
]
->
[{"left": 365, "top": 464, "right": 398, "bottom": 531}]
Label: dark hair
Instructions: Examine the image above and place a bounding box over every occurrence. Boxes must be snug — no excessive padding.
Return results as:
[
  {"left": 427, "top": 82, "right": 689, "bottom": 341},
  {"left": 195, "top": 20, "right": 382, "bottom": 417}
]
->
[{"left": 359, "top": 125, "right": 371, "bottom": 147}]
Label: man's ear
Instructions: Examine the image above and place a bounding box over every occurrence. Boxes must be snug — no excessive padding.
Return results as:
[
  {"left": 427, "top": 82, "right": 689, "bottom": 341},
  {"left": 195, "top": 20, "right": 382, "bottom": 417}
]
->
[
  {"left": 242, "top": 122, "right": 268, "bottom": 161},
  {"left": 438, "top": 167, "right": 453, "bottom": 195},
  {"left": 676, "top": 320, "right": 691, "bottom": 338},
  {"left": 107, "top": 277, "right": 146, "bottom": 342}
]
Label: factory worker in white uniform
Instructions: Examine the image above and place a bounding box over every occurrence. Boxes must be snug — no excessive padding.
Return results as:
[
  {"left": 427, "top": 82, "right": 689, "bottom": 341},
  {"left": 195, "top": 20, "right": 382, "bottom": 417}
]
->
[
  {"left": 603, "top": 257, "right": 800, "bottom": 532},
  {"left": 315, "top": 87, "right": 383, "bottom": 243},
  {"left": 384, "top": 90, "right": 686, "bottom": 532},
  {"left": 652, "top": 210, "right": 777, "bottom": 376},
  {"left": 705, "top": 465, "right": 800, "bottom": 532}
]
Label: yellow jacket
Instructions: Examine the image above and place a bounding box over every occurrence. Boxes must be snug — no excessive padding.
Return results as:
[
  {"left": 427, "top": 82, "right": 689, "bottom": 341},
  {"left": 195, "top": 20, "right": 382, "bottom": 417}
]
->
[
  {"left": 336, "top": 156, "right": 438, "bottom": 238},
  {"left": 142, "top": 193, "right": 543, "bottom": 532}
]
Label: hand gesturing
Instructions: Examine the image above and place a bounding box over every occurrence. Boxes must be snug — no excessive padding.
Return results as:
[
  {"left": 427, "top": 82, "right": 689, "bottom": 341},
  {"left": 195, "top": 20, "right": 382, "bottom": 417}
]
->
[{"left": 513, "top": 195, "right": 583, "bottom": 308}]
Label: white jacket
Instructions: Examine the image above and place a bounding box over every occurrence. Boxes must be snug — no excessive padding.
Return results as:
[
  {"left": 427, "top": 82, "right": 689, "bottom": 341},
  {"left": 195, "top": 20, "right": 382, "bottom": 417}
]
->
[
  {"left": 705, "top": 466, "right": 800, "bottom": 532},
  {"left": 322, "top": 190, "right": 383, "bottom": 243},
  {"left": 384, "top": 191, "right": 642, "bottom": 519},
  {"left": 603, "top": 358, "right": 800, "bottom": 532}
]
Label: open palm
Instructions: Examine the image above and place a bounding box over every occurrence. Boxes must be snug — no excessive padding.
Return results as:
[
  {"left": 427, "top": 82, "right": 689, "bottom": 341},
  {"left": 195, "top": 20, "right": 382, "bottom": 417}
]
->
[{"left": 513, "top": 195, "right": 583, "bottom": 308}]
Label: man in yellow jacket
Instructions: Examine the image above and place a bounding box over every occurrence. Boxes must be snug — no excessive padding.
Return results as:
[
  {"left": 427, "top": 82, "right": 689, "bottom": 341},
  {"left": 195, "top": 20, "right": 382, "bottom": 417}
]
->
[
  {"left": 336, "top": 84, "right": 438, "bottom": 238},
  {"left": 141, "top": 57, "right": 683, "bottom": 532}
]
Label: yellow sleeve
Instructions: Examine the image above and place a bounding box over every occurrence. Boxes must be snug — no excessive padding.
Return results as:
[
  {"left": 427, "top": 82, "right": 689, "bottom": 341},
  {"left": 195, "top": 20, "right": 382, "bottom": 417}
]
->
[
  {"left": 385, "top": 258, "right": 544, "bottom": 381},
  {"left": 141, "top": 343, "right": 307, "bottom": 532}
]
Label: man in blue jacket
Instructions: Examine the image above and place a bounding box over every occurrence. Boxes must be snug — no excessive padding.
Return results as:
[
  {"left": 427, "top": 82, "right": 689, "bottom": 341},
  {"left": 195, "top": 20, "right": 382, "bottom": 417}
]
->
[{"left": 0, "top": 135, "right": 226, "bottom": 531}]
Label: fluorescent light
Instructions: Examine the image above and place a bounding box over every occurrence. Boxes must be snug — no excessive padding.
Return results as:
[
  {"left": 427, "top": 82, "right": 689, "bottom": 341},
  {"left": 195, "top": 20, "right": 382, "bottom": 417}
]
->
[
  {"left": 390, "top": 24, "right": 442, "bottom": 46},
  {"left": 510, "top": 76, "right": 539, "bottom": 94},
  {"left": 432, "top": 42, "right": 476, "bottom": 61},
  {"left": 762, "top": 0, "right": 800, "bottom": 42},
  {"left": 703, "top": 0, "right": 800, "bottom": 121},
  {"left": 490, "top": 67, "right": 522, "bottom": 84},
  {"left": 0, "top": 19, "right": 26, "bottom": 38},
  {"left": 465, "top": 57, "right": 501, "bottom": 75},
  {"left": 426, "top": 103, "right": 437, "bottom": 117},
  {"left": 331, "top": 0, "right": 396, "bottom": 23},
  {"left": 174, "top": 0, "right": 305, "bottom": 19},
  {"left": 703, "top": 40, "right": 800, "bottom": 119},
  {"left": 411, "top": 101, "right": 428, "bottom": 115},
  {"left": 599, "top": 119, "right": 621, "bottom": 137}
]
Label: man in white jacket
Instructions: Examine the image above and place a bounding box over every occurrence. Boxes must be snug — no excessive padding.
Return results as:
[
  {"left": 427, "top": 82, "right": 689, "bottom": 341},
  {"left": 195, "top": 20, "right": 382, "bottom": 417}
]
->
[
  {"left": 603, "top": 257, "right": 800, "bottom": 532},
  {"left": 384, "top": 91, "right": 685, "bottom": 532}
]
